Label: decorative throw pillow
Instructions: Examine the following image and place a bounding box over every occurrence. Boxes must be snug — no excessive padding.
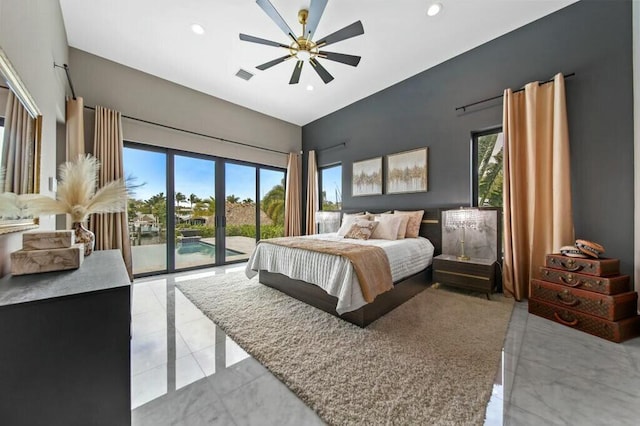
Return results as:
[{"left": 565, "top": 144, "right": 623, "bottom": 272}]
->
[
  {"left": 337, "top": 213, "right": 369, "bottom": 236},
  {"left": 394, "top": 210, "right": 425, "bottom": 238},
  {"left": 344, "top": 220, "right": 379, "bottom": 240},
  {"left": 380, "top": 213, "right": 409, "bottom": 239},
  {"left": 371, "top": 215, "right": 403, "bottom": 240}
]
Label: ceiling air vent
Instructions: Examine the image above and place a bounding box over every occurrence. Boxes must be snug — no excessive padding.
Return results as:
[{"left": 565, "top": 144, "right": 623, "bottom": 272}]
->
[{"left": 235, "top": 69, "right": 254, "bottom": 81}]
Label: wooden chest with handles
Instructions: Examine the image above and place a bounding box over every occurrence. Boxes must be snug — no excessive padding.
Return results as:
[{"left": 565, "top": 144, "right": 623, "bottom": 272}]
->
[
  {"left": 528, "top": 298, "right": 640, "bottom": 343},
  {"left": 539, "top": 267, "right": 631, "bottom": 295},
  {"left": 545, "top": 254, "right": 619, "bottom": 277},
  {"left": 530, "top": 279, "right": 638, "bottom": 321}
]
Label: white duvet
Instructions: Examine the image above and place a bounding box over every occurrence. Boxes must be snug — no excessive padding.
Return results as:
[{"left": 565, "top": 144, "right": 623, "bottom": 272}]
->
[{"left": 245, "top": 233, "right": 435, "bottom": 314}]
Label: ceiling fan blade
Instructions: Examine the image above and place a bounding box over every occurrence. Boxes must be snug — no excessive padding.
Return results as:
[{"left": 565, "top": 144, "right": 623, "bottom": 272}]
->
[
  {"left": 256, "top": 55, "right": 292, "bottom": 70},
  {"left": 256, "top": 0, "right": 297, "bottom": 43},
  {"left": 304, "top": 0, "right": 328, "bottom": 40},
  {"left": 289, "top": 61, "right": 304, "bottom": 85},
  {"left": 315, "top": 21, "right": 364, "bottom": 48},
  {"left": 318, "top": 51, "right": 361, "bottom": 67},
  {"left": 310, "top": 58, "right": 334, "bottom": 84},
  {"left": 240, "top": 33, "right": 289, "bottom": 48}
]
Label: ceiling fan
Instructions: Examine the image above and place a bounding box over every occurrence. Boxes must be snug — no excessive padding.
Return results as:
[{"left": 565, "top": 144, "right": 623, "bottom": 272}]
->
[{"left": 239, "top": 0, "right": 364, "bottom": 85}]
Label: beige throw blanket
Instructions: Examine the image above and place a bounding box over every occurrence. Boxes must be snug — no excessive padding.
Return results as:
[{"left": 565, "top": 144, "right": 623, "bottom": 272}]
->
[{"left": 261, "top": 237, "right": 393, "bottom": 303}]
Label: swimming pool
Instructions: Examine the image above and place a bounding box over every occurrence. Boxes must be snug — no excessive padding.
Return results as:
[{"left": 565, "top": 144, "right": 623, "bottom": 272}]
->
[{"left": 177, "top": 241, "right": 243, "bottom": 257}]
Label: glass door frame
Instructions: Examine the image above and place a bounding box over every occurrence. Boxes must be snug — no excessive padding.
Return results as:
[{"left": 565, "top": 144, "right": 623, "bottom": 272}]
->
[{"left": 124, "top": 141, "right": 286, "bottom": 278}]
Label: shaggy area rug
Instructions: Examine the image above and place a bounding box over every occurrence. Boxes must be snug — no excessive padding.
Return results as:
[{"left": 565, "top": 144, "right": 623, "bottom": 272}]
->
[{"left": 176, "top": 272, "right": 513, "bottom": 425}]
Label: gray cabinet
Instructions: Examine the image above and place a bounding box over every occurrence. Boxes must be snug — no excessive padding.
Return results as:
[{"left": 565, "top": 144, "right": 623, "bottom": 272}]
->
[{"left": 0, "top": 250, "right": 131, "bottom": 426}]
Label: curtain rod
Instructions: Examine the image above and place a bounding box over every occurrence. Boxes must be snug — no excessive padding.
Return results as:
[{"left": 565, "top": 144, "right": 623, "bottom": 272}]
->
[
  {"left": 54, "top": 63, "right": 77, "bottom": 100},
  {"left": 83, "top": 105, "right": 290, "bottom": 155},
  {"left": 455, "top": 72, "right": 575, "bottom": 112}
]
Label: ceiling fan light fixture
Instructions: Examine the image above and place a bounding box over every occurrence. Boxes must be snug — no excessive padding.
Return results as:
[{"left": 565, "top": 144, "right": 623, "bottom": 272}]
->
[
  {"left": 296, "top": 50, "right": 312, "bottom": 62},
  {"left": 190, "top": 23, "right": 205, "bottom": 35},
  {"left": 427, "top": 3, "right": 442, "bottom": 17}
]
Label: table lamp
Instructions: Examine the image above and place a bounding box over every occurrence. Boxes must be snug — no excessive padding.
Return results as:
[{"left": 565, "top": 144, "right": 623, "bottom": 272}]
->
[{"left": 445, "top": 207, "right": 481, "bottom": 260}]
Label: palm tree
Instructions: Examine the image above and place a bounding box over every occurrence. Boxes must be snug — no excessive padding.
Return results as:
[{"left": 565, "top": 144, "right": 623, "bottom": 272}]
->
[
  {"left": 175, "top": 192, "right": 186, "bottom": 214},
  {"left": 242, "top": 197, "right": 253, "bottom": 205},
  {"left": 262, "top": 180, "right": 285, "bottom": 225},
  {"left": 189, "top": 193, "right": 200, "bottom": 210},
  {"left": 477, "top": 133, "right": 503, "bottom": 207},
  {"left": 205, "top": 196, "right": 216, "bottom": 216},
  {"left": 226, "top": 194, "right": 240, "bottom": 204}
]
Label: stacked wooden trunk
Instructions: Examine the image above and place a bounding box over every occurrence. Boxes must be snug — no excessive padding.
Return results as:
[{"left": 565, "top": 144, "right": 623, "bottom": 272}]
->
[
  {"left": 11, "top": 231, "right": 84, "bottom": 275},
  {"left": 529, "top": 254, "right": 640, "bottom": 343}
]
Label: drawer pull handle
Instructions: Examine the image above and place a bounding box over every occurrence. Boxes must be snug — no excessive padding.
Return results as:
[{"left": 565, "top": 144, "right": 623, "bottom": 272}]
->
[
  {"left": 560, "top": 259, "right": 582, "bottom": 272},
  {"left": 554, "top": 311, "right": 579, "bottom": 326},
  {"left": 556, "top": 291, "right": 579, "bottom": 307},
  {"left": 559, "top": 275, "right": 583, "bottom": 287}
]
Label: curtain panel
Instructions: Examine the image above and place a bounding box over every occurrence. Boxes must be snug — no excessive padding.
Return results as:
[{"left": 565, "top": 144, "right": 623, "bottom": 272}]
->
[
  {"left": 66, "top": 97, "right": 85, "bottom": 161},
  {"left": 502, "top": 73, "right": 574, "bottom": 300},
  {"left": 90, "top": 106, "right": 133, "bottom": 280},
  {"left": 305, "top": 150, "right": 318, "bottom": 235},
  {"left": 284, "top": 152, "right": 301, "bottom": 237},
  {"left": 1, "top": 91, "right": 35, "bottom": 193}
]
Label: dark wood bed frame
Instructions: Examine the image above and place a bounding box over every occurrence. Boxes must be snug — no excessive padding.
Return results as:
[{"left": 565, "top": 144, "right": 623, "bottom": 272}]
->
[{"left": 258, "top": 208, "right": 444, "bottom": 327}]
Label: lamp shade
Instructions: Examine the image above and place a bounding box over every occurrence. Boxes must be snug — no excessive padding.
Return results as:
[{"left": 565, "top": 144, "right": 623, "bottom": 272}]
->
[{"left": 445, "top": 208, "right": 481, "bottom": 229}]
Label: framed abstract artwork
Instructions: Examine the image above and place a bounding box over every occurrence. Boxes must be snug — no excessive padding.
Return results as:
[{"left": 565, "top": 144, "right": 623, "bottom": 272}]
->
[
  {"left": 386, "top": 147, "right": 428, "bottom": 194},
  {"left": 352, "top": 157, "right": 382, "bottom": 196}
]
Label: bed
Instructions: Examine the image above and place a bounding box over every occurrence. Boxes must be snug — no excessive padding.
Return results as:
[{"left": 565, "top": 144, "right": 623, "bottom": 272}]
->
[{"left": 245, "top": 208, "right": 443, "bottom": 327}]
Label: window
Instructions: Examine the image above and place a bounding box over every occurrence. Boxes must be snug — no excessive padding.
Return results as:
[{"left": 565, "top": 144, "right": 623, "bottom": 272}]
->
[
  {"left": 319, "top": 164, "right": 342, "bottom": 211},
  {"left": 472, "top": 128, "right": 504, "bottom": 207}
]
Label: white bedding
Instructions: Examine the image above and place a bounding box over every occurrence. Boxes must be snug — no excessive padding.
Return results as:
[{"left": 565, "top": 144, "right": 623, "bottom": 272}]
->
[{"left": 245, "top": 233, "right": 435, "bottom": 314}]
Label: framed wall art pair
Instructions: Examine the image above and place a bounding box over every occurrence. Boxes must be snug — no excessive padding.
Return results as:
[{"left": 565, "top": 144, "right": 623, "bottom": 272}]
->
[{"left": 352, "top": 147, "right": 428, "bottom": 197}]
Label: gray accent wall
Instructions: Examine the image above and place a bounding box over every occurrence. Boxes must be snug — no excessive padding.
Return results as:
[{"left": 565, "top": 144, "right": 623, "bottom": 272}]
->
[{"left": 302, "top": 1, "right": 635, "bottom": 277}]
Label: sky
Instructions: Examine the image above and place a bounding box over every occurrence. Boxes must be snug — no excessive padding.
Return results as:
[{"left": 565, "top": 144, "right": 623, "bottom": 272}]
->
[
  {"left": 321, "top": 165, "right": 342, "bottom": 204},
  {"left": 123, "top": 147, "right": 284, "bottom": 203}
]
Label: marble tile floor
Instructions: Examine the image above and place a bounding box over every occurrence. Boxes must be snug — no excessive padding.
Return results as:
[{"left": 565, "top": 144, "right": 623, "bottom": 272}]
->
[{"left": 131, "top": 264, "right": 640, "bottom": 425}]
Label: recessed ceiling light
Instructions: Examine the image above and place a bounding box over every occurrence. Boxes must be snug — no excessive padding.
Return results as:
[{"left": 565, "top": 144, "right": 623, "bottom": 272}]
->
[
  {"left": 306, "top": 85, "right": 314, "bottom": 91},
  {"left": 190, "top": 23, "right": 205, "bottom": 35},
  {"left": 427, "top": 3, "right": 442, "bottom": 17}
]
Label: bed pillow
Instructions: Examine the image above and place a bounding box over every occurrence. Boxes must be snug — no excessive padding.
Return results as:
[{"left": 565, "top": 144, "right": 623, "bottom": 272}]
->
[
  {"left": 394, "top": 210, "right": 424, "bottom": 238},
  {"left": 379, "top": 213, "right": 409, "bottom": 239},
  {"left": 344, "top": 220, "right": 378, "bottom": 240},
  {"left": 371, "top": 214, "right": 403, "bottom": 240},
  {"left": 366, "top": 211, "right": 392, "bottom": 220},
  {"left": 337, "top": 213, "right": 369, "bottom": 236}
]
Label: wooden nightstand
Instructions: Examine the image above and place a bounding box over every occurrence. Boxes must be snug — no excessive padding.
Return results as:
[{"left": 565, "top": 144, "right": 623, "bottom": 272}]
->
[{"left": 433, "top": 254, "right": 497, "bottom": 299}]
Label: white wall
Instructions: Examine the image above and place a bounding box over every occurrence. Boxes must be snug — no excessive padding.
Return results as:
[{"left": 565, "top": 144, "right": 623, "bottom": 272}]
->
[
  {"left": 0, "top": 0, "right": 68, "bottom": 276},
  {"left": 69, "top": 48, "right": 301, "bottom": 169}
]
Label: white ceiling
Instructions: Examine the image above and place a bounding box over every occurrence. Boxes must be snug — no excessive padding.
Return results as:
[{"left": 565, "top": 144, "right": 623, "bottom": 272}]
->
[{"left": 59, "top": 0, "right": 578, "bottom": 126}]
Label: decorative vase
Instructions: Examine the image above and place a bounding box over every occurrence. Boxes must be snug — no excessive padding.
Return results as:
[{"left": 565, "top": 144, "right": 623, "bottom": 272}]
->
[{"left": 72, "top": 221, "right": 95, "bottom": 256}]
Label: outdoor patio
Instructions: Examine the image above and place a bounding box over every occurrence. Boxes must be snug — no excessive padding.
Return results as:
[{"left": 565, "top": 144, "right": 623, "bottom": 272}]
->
[{"left": 131, "top": 236, "right": 256, "bottom": 275}]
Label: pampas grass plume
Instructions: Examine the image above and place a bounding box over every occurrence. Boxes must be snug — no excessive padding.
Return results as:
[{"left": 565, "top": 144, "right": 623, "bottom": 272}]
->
[{"left": 30, "top": 154, "right": 128, "bottom": 222}]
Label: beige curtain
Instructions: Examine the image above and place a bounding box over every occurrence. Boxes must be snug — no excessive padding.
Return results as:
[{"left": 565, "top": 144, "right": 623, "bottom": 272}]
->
[
  {"left": 284, "top": 152, "right": 301, "bottom": 237},
  {"left": 1, "top": 91, "right": 35, "bottom": 193},
  {"left": 90, "top": 106, "right": 133, "bottom": 280},
  {"left": 305, "top": 150, "right": 318, "bottom": 235},
  {"left": 502, "top": 73, "right": 574, "bottom": 300},
  {"left": 66, "top": 97, "right": 85, "bottom": 161}
]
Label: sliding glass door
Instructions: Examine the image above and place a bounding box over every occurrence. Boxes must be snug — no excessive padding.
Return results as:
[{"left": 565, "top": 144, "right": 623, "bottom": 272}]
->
[
  {"left": 259, "top": 169, "right": 285, "bottom": 239},
  {"left": 124, "top": 146, "right": 168, "bottom": 275},
  {"left": 174, "top": 155, "right": 216, "bottom": 270},
  {"left": 124, "top": 143, "right": 285, "bottom": 277},
  {"left": 224, "top": 163, "right": 256, "bottom": 262}
]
